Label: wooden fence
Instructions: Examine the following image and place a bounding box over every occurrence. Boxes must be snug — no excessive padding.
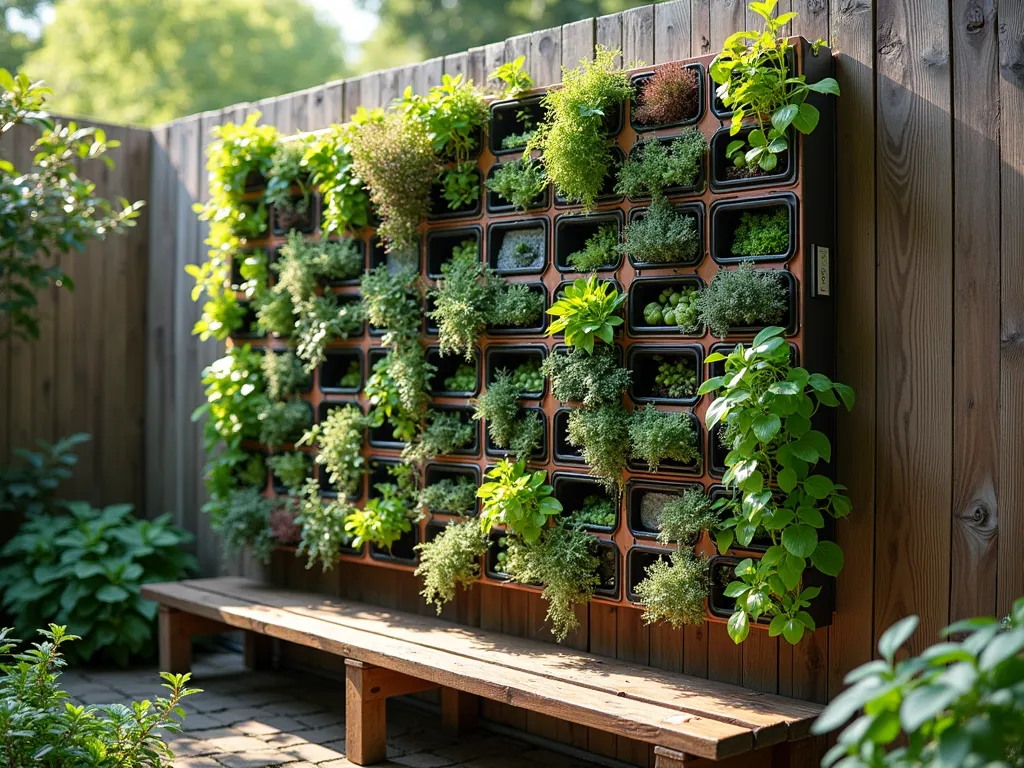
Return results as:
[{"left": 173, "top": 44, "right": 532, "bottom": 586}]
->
[{"left": 4, "top": 0, "right": 1021, "bottom": 749}]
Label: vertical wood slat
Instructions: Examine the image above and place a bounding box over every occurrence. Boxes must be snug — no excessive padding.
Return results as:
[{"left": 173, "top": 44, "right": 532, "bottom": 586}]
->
[
  {"left": 693, "top": 0, "right": 712, "bottom": 56},
  {"left": 616, "top": 610, "right": 651, "bottom": 767},
  {"left": 413, "top": 57, "right": 444, "bottom": 94},
  {"left": 596, "top": 12, "right": 624, "bottom": 56},
  {"left": 827, "top": 0, "right": 877, "bottom": 701},
  {"left": 587, "top": 604, "right": 618, "bottom": 759},
  {"left": 562, "top": 19, "right": 595, "bottom": 67},
  {"left": 528, "top": 27, "right": 562, "bottom": 87},
  {"left": 873, "top": 0, "right": 954, "bottom": 650},
  {"left": 622, "top": 4, "right": 655, "bottom": 65},
  {"left": 653, "top": 0, "right": 691, "bottom": 63},
  {"left": 949, "top": 0, "right": 1000, "bottom": 623},
  {"left": 342, "top": 76, "right": 365, "bottom": 121},
  {"left": 998, "top": 0, "right": 1024, "bottom": 616},
  {"left": 443, "top": 51, "right": 468, "bottom": 81},
  {"left": 483, "top": 41, "right": 507, "bottom": 91},
  {"left": 709, "top": 0, "right": 746, "bottom": 51}
]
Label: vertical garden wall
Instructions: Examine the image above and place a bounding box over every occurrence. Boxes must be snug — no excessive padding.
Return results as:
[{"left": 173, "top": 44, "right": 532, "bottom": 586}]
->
[{"left": 135, "top": 3, "right": 1023, "bottom": 766}]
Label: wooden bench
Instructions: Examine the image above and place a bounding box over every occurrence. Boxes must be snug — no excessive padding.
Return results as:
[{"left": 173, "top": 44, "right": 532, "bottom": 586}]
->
[{"left": 141, "top": 577, "right": 823, "bottom": 767}]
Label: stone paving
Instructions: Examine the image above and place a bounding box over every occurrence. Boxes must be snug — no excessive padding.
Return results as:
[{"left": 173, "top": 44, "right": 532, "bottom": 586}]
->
[{"left": 61, "top": 652, "right": 606, "bottom": 768}]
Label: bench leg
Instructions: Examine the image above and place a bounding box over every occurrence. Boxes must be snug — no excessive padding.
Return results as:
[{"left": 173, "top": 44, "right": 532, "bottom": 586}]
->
[
  {"left": 243, "top": 630, "right": 274, "bottom": 670},
  {"left": 441, "top": 688, "right": 479, "bottom": 736},
  {"left": 346, "top": 660, "right": 388, "bottom": 765},
  {"left": 159, "top": 607, "right": 193, "bottom": 674}
]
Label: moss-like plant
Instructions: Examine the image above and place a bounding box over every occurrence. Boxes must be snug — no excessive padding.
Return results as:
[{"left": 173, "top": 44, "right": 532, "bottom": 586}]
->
[
  {"left": 258, "top": 399, "right": 312, "bottom": 450},
  {"left": 658, "top": 488, "right": 717, "bottom": 546},
  {"left": 642, "top": 285, "right": 701, "bottom": 333},
  {"left": 619, "top": 196, "right": 700, "bottom": 265},
  {"left": 541, "top": 346, "right": 630, "bottom": 407},
  {"left": 491, "top": 282, "right": 544, "bottom": 329},
  {"left": 473, "top": 370, "right": 543, "bottom": 460},
  {"left": 566, "top": 494, "right": 616, "bottom": 528},
  {"left": 419, "top": 476, "right": 478, "bottom": 516},
  {"left": 444, "top": 363, "right": 477, "bottom": 392},
  {"left": 731, "top": 207, "right": 789, "bottom": 257},
  {"left": 546, "top": 275, "right": 625, "bottom": 354},
  {"left": 299, "top": 403, "right": 365, "bottom": 498},
  {"left": 486, "top": 158, "right": 547, "bottom": 212},
  {"left": 634, "top": 64, "right": 700, "bottom": 126},
  {"left": 267, "top": 451, "right": 311, "bottom": 492},
  {"left": 566, "top": 404, "right": 630, "bottom": 491},
  {"left": 404, "top": 410, "right": 474, "bottom": 463},
  {"left": 629, "top": 406, "right": 699, "bottom": 473},
  {"left": 315, "top": 238, "right": 365, "bottom": 282},
  {"left": 295, "top": 481, "right": 354, "bottom": 571},
  {"left": 567, "top": 225, "right": 619, "bottom": 272},
  {"left": 478, "top": 459, "right": 561, "bottom": 544},
  {"left": 615, "top": 130, "right": 706, "bottom": 198},
  {"left": 634, "top": 550, "right": 709, "bottom": 628},
  {"left": 696, "top": 261, "right": 787, "bottom": 337},
  {"left": 293, "top": 293, "right": 364, "bottom": 371},
  {"left": 503, "top": 525, "right": 600, "bottom": 641},
  {"left": 528, "top": 46, "right": 633, "bottom": 210},
  {"left": 255, "top": 284, "right": 294, "bottom": 338},
  {"left": 350, "top": 110, "right": 439, "bottom": 253},
  {"left": 361, "top": 264, "right": 423, "bottom": 342},
  {"left": 261, "top": 351, "right": 309, "bottom": 402},
  {"left": 415, "top": 521, "right": 489, "bottom": 614},
  {"left": 653, "top": 356, "right": 697, "bottom": 399},
  {"left": 304, "top": 123, "right": 373, "bottom": 235},
  {"left": 217, "top": 487, "right": 276, "bottom": 564}
]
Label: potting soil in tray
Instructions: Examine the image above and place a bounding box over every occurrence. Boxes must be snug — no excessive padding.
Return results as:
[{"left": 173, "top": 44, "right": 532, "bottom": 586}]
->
[{"left": 497, "top": 228, "right": 545, "bottom": 271}]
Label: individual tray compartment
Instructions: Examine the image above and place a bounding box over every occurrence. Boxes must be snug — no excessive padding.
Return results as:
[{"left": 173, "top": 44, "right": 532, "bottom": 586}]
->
[
  {"left": 370, "top": 526, "right": 420, "bottom": 565},
  {"left": 704, "top": 268, "right": 799, "bottom": 338},
  {"left": 554, "top": 145, "right": 626, "bottom": 208},
  {"left": 270, "top": 451, "right": 315, "bottom": 494},
  {"left": 486, "top": 217, "right": 549, "bottom": 276},
  {"left": 483, "top": 406, "right": 548, "bottom": 463},
  {"left": 485, "top": 161, "right": 551, "bottom": 214},
  {"left": 627, "top": 275, "right": 706, "bottom": 338},
  {"left": 707, "top": 554, "right": 831, "bottom": 627},
  {"left": 552, "top": 471, "right": 618, "bottom": 533},
  {"left": 626, "top": 546, "right": 673, "bottom": 602},
  {"left": 550, "top": 277, "right": 624, "bottom": 341},
  {"left": 484, "top": 344, "right": 547, "bottom": 400},
  {"left": 627, "top": 344, "right": 703, "bottom": 406},
  {"left": 272, "top": 194, "right": 317, "bottom": 235},
  {"left": 316, "top": 398, "right": 361, "bottom": 426},
  {"left": 710, "top": 193, "right": 798, "bottom": 265},
  {"left": 320, "top": 237, "right": 366, "bottom": 287},
  {"left": 708, "top": 422, "right": 728, "bottom": 479},
  {"left": 318, "top": 349, "right": 363, "bottom": 395},
  {"left": 331, "top": 293, "right": 367, "bottom": 338},
  {"left": 317, "top": 452, "right": 365, "bottom": 503},
  {"left": 709, "top": 125, "right": 796, "bottom": 193},
  {"left": 430, "top": 405, "right": 481, "bottom": 457},
  {"left": 553, "top": 210, "right": 623, "bottom": 273},
  {"left": 489, "top": 96, "right": 546, "bottom": 156},
  {"left": 624, "top": 201, "right": 705, "bottom": 269},
  {"left": 484, "top": 532, "right": 511, "bottom": 581},
  {"left": 230, "top": 247, "right": 268, "bottom": 287},
  {"left": 626, "top": 478, "right": 704, "bottom": 543},
  {"left": 422, "top": 462, "right": 481, "bottom": 517},
  {"left": 369, "top": 235, "right": 422, "bottom": 275},
  {"left": 629, "top": 62, "right": 705, "bottom": 132},
  {"left": 708, "top": 484, "right": 772, "bottom": 553},
  {"left": 594, "top": 539, "right": 621, "bottom": 600},
  {"left": 552, "top": 408, "right": 585, "bottom": 465},
  {"left": 427, "top": 346, "right": 480, "bottom": 397},
  {"left": 706, "top": 341, "right": 799, "bottom": 380},
  {"left": 626, "top": 410, "right": 704, "bottom": 477},
  {"left": 622, "top": 136, "right": 707, "bottom": 201},
  {"left": 485, "top": 281, "right": 548, "bottom": 337},
  {"left": 425, "top": 226, "right": 482, "bottom": 278},
  {"left": 365, "top": 363, "right": 406, "bottom": 448},
  {"left": 428, "top": 168, "right": 483, "bottom": 221},
  {"left": 230, "top": 301, "right": 263, "bottom": 340}
]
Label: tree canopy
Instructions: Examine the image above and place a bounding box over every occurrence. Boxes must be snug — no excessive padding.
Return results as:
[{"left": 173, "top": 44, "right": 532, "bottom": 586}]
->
[{"left": 23, "top": 0, "right": 346, "bottom": 125}]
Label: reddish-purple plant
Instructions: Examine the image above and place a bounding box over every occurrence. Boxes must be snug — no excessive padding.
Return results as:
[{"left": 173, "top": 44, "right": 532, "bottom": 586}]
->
[
  {"left": 634, "top": 64, "right": 699, "bottom": 126},
  {"left": 270, "top": 502, "right": 302, "bottom": 545}
]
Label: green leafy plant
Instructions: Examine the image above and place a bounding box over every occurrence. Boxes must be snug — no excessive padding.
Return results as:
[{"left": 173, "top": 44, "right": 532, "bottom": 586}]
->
[
  {"left": 415, "top": 521, "right": 489, "bottom": 614},
  {"left": 710, "top": 0, "right": 839, "bottom": 172},
  {"left": 339, "top": 359, "right": 362, "bottom": 389},
  {"left": 439, "top": 160, "right": 480, "bottom": 210},
  {"left": 293, "top": 293, "right": 364, "bottom": 371},
  {"left": 473, "top": 370, "right": 544, "bottom": 460},
  {"left": 0, "top": 503, "right": 196, "bottom": 666},
  {"left": 315, "top": 238, "right": 365, "bottom": 282},
  {"left": 629, "top": 406, "right": 699, "bottom": 473},
  {"left": 486, "top": 158, "right": 547, "bottom": 212},
  {"left": 527, "top": 46, "right": 634, "bottom": 210},
  {"left": 657, "top": 488, "right": 717, "bottom": 546},
  {"left": 1, "top": 70, "right": 144, "bottom": 340},
  {"left": 546, "top": 275, "right": 625, "bottom": 354},
  {"left": 512, "top": 241, "right": 537, "bottom": 266},
  {"left": 619, "top": 196, "right": 700, "bottom": 265},
  {"left": 361, "top": 264, "right": 423, "bottom": 343},
  {"left": 478, "top": 459, "right": 562, "bottom": 544},
  {"left": 566, "top": 405, "right": 630, "bottom": 492},
  {"left": 214, "top": 486, "right": 276, "bottom": 564},
  {"left": 615, "top": 131, "right": 706, "bottom": 198},
  {"left": 444, "top": 363, "right": 477, "bottom": 393},
  {"left": 508, "top": 360, "right": 544, "bottom": 394},
  {"left": 265, "top": 138, "right": 310, "bottom": 221},
  {"left": 634, "top": 63, "right": 700, "bottom": 126},
  {"left": 697, "top": 262, "right": 787, "bottom": 337},
  {"left": 489, "top": 55, "right": 534, "bottom": 99},
  {"left": 400, "top": 74, "right": 489, "bottom": 163},
  {"left": 350, "top": 110, "right": 438, "bottom": 253},
  {"left": 404, "top": 410, "right": 474, "bottom": 463},
  {"left": 419, "top": 476, "right": 478, "bottom": 516},
  {"left": 0, "top": 624, "right": 200, "bottom": 767},
  {"left": 503, "top": 524, "right": 600, "bottom": 641},
  {"left": 344, "top": 466, "right": 418, "bottom": 551},
  {"left": 699, "top": 326, "right": 855, "bottom": 645},
  {"left": 643, "top": 285, "right": 701, "bottom": 333},
  {"left": 0, "top": 433, "right": 90, "bottom": 517},
  {"left": 267, "top": 451, "right": 311, "bottom": 491},
  {"left": 541, "top": 346, "right": 631, "bottom": 407},
  {"left": 653, "top": 356, "right": 697, "bottom": 399},
  {"left": 261, "top": 351, "right": 310, "bottom": 402},
  {"left": 299, "top": 403, "right": 365, "bottom": 499},
  {"left": 294, "top": 481, "right": 354, "bottom": 571},
  {"left": 813, "top": 604, "right": 1024, "bottom": 767},
  {"left": 634, "top": 550, "right": 709, "bottom": 628},
  {"left": 731, "top": 207, "right": 789, "bottom": 257},
  {"left": 365, "top": 349, "right": 428, "bottom": 444},
  {"left": 258, "top": 399, "right": 311, "bottom": 450},
  {"left": 304, "top": 123, "right": 373, "bottom": 235},
  {"left": 566, "top": 495, "right": 616, "bottom": 528},
  {"left": 567, "top": 225, "right": 619, "bottom": 272}
]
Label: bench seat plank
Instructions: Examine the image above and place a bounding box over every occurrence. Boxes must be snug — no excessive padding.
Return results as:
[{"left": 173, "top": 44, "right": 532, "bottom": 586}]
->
[
  {"left": 142, "top": 579, "right": 754, "bottom": 760},
  {"left": 166, "top": 577, "right": 821, "bottom": 745}
]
